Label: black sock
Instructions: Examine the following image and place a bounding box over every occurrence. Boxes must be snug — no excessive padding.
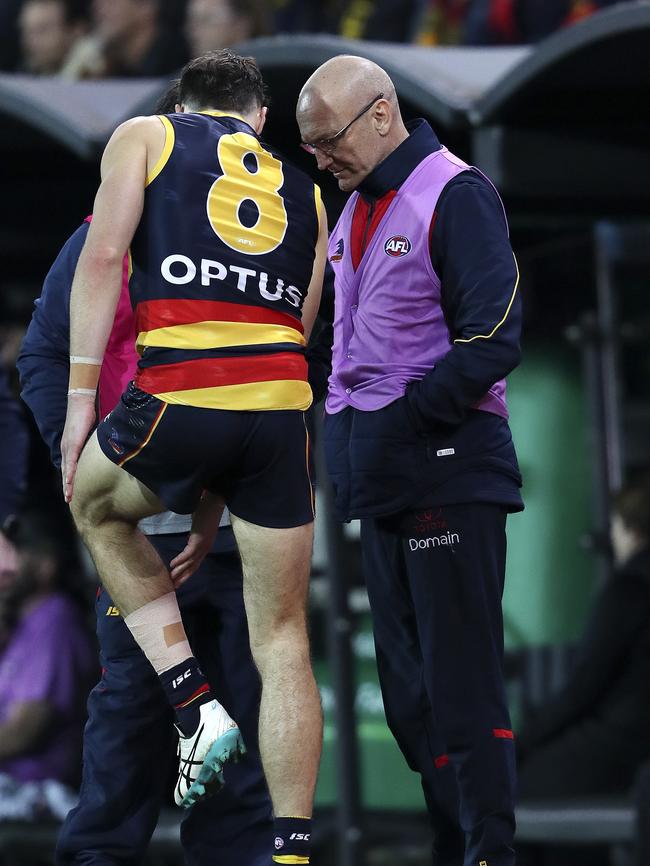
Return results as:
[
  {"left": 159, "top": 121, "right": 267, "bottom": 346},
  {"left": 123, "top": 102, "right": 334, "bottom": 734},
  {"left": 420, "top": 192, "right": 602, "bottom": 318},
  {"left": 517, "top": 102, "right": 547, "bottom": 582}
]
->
[
  {"left": 159, "top": 658, "right": 213, "bottom": 737},
  {"left": 272, "top": 816, "right": 312, "bottom": 864}
]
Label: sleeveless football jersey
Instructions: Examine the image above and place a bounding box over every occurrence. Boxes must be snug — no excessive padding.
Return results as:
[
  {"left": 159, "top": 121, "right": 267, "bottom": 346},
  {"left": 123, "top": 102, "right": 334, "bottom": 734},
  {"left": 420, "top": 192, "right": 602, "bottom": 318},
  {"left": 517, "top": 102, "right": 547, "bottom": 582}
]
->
[{"left": 129, "top": 111, "right": 322, "bottom": 410}]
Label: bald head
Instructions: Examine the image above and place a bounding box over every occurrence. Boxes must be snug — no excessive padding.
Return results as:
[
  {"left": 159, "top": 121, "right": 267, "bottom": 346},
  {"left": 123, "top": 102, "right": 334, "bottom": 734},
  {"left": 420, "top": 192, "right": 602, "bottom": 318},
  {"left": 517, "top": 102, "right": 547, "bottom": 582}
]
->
[
  {"left": 297, "top": 55, "right": 408, "bottom": 192},
  {"left": 298, "top": 55, "right": 396, "bottom": 117}
]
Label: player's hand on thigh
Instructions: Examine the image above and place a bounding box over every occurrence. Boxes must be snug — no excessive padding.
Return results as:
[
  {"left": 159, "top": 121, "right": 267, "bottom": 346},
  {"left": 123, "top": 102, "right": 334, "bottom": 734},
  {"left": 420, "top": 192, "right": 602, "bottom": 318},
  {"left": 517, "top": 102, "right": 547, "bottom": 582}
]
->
[
  {"left": 169, "top": 492, "right": 224, "bottom": 587},
  {"left": 61, "top": 393, "right": 97, "bottom": 503},
  {"left": 169, "top": 532, "right": 212, "bottom": 587}
]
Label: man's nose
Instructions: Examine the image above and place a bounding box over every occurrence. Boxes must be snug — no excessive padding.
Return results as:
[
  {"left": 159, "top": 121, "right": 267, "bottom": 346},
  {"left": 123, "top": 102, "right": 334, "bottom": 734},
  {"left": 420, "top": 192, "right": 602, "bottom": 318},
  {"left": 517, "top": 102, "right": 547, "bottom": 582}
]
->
[{"left": 315, "top": 149, "right": 333, "bottom": 171}]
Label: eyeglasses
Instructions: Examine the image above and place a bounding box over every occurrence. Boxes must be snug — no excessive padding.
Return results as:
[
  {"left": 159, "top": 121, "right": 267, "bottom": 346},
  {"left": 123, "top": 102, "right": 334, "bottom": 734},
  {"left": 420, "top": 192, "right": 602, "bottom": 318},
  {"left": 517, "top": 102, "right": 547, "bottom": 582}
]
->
[{"left": 301, "top": 93, "right": 384, "bottom": 156}]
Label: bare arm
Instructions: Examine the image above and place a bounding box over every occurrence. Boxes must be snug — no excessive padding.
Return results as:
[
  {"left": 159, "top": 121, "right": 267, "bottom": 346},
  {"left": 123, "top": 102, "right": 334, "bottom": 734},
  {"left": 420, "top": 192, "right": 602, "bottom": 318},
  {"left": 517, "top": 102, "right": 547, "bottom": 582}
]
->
[
  {"left": 61, "top": 116, "right": 165, "bottom": 502},
  {"left": 300, "top": 200, "right": 328, "bottom": 342},
  {"left": 68, "top": 119, "right": 149, "bottom": 369}
]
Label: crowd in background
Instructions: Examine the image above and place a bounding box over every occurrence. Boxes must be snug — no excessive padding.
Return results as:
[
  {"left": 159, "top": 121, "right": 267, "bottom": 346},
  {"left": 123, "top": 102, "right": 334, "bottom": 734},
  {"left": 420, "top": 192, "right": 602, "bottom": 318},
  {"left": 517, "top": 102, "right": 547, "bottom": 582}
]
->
[
  {"left": 0, "top": 0, "right": 630, "bottom": 78},
  {"left": 0, "top": 364, "right": 96, "bottom": 821}
]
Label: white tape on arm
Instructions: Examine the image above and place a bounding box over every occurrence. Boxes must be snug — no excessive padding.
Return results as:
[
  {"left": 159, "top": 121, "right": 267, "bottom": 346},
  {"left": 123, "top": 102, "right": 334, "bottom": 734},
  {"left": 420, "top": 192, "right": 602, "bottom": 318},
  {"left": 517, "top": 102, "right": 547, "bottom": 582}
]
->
[
  {"left": 69, "top": 355, "right": 103, "bottom": 365},
  {"left": 68, "top": 388, "right": 97, "bottom": 397}
]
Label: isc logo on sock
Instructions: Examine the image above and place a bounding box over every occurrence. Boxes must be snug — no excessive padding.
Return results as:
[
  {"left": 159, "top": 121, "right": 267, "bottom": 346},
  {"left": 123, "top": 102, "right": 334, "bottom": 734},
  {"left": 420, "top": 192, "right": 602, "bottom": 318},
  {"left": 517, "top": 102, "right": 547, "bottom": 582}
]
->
[
  {"left": 290, "top": 833, "right": 310, "bottom": 841},
  {"left": 172, "top": 669, "right": 192, "bottom": 689}
]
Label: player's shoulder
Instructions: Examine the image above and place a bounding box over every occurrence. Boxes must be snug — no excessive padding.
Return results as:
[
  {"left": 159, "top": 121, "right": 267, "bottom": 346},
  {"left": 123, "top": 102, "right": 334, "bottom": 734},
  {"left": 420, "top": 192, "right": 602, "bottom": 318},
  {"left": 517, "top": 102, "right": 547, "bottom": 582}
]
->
[{"left": 108, "top": 115, "right": 166, "bottom": 147}]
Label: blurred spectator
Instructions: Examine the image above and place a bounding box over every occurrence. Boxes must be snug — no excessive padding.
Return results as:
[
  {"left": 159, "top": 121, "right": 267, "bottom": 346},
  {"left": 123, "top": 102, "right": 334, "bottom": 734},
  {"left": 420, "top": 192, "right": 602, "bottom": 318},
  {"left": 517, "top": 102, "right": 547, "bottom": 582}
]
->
[
  {"left": 272, "top": 0, "right": 328, "bottom": 33},
  {"left": 336, "top": 0, "right": 423, "bottom": 41},
  {"left": 273, "top": 0, "right": 424, "bottom": 41},
  {"left": 0, "top": 512, "right": 96, "bottom": 790},
  {"left": 461, "top": 0, "right": 524, "bottom": 44},
  {"left": 414, "top": 0, "right": 469, "bottom": 45},
  {"left": 413, "top": 0, "right": 503, "bottom": 45},
  {"left": 0, "top": 532, "right": 18, "bottom": 599},
  {"left": 0, "top": 0, "right": 22, "bottom": 70},
  {"left": 17, "top": 0, "right": 89, "bottom": 75},
  {"left": 415, "top": 0, "right": 625, "bottom": 45},
  {"left": 185, "top": 0, "right": 271, "bottom": 57},
  {"left": 517, "top": 474, "right": 650, "bottom": 798},
  {"left": 514, "top": 0, "right": 622, "bottom": 42},
  {"left": 64, "top": 0, "right": 188, "bottom": 79},
  {"left": 0, "top": 364, "right": 28, "bottom": 528}
]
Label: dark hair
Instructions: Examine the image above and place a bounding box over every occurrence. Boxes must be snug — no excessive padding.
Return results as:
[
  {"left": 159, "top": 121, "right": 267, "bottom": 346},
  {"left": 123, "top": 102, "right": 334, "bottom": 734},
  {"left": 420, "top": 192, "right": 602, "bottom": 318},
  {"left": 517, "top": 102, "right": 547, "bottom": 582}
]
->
[
  {"left": 179, "top": 49, "right": 268, "bottom": 114},
  {"left": 155, "top": 78, "right": 180, "bottom": 114},
  {"left": 2, "top": 509, "right": 78, "bottom": 569},
  {"left": 0, "top": 510, "right": 92, "bottom": 629},
  {"left": 613, "top": 474, "right": 650, "bottom": 539},
  {"left": 0, "top": 507, "right": 88, "bottom": 606}
]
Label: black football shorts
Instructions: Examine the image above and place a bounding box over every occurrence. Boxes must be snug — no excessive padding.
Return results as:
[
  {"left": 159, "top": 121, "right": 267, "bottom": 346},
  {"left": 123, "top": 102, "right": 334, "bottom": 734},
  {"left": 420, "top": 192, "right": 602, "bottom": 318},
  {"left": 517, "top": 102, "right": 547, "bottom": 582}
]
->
[{"left": 96, "top": 381, "right": 315, "bottom": 528}]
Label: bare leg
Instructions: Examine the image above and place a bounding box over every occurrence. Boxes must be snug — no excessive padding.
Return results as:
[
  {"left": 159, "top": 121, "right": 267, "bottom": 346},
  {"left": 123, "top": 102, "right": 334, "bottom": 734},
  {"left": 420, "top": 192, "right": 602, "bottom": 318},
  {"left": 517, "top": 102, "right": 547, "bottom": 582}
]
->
[
  {"left": 71, "top": 434, "right": 243, "bottom": 808},
  {"left": 231, "top": 513, "right": 323, "bottom": 818},
  {"left": 70, "top": 434, "right": 172, "bottom": 615}
]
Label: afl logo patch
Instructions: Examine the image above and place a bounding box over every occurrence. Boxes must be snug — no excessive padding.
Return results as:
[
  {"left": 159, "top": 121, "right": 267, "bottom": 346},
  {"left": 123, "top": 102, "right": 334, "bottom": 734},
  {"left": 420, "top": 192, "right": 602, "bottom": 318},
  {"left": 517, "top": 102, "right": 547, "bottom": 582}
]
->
[{"left": 384, "top": 235, "right": 411, "bottom": 257}]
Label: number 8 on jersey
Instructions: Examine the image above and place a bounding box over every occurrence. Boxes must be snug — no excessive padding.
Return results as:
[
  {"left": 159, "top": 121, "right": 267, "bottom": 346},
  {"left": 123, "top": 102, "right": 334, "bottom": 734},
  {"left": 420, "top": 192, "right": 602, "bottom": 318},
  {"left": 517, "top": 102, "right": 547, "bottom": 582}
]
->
[{"left": 208, "top": 132, "right": 288, "bottom": 255}]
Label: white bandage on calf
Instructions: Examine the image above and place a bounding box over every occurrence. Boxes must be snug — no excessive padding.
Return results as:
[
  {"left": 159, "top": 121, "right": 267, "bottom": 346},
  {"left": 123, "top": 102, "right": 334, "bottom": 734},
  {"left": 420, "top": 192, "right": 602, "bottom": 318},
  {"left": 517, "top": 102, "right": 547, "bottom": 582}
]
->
[{"left": 123, "top": 591, "right": 192, "bottom": 674}]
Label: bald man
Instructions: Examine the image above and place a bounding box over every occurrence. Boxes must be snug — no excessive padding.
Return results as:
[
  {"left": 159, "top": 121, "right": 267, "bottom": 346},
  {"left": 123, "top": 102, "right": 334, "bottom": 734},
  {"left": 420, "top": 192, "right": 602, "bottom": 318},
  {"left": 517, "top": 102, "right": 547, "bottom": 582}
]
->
[{"left": 298, "top": 56, "right": 523, "bottom": 866}]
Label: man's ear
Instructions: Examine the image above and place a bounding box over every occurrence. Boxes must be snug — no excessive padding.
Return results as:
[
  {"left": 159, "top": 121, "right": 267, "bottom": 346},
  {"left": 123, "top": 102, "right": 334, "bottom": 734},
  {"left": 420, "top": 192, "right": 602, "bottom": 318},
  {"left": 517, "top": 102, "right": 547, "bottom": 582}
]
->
[
  {"left": 175, "top": 103, "right": 185, "bottom": 113},
  {"left": 373, "top": 99, "right": 391, "bottom": 137},
  {"left": 255, "top": 106, "right": 268, "bottom": 135}
]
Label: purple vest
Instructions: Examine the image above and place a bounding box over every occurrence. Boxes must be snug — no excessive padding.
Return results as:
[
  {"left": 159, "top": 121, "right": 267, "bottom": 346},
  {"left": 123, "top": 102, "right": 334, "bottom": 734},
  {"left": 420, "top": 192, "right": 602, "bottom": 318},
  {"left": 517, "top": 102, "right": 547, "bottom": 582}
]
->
[{"left": 326, "top": 147, "right": 508, "bottom": 419}]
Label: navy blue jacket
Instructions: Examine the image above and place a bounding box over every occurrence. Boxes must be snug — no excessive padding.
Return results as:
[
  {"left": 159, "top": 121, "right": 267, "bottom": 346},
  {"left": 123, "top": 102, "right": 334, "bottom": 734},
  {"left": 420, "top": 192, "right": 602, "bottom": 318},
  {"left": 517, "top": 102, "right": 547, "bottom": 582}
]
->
[
  {"left": 324, "top": 120, "right": 523, "bottom": 521},
  {"left": 17, "top": 223, "right": 89, "bottom": 470}
]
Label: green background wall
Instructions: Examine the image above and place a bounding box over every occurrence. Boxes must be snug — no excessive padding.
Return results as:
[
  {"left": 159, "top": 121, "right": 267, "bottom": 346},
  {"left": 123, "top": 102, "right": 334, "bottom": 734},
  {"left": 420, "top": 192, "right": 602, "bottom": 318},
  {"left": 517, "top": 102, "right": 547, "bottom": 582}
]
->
[{"left": 503, "top": 346, "right": 595, "bottom": 647}]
